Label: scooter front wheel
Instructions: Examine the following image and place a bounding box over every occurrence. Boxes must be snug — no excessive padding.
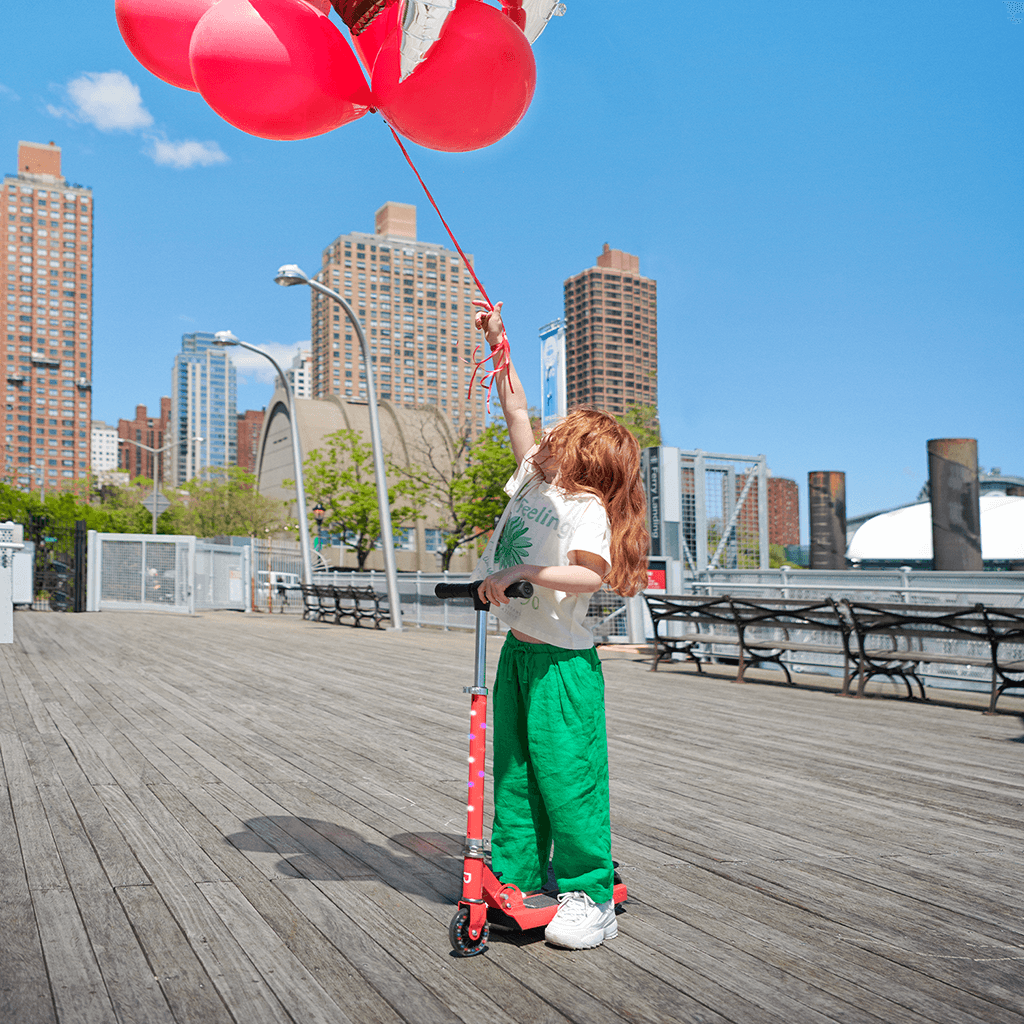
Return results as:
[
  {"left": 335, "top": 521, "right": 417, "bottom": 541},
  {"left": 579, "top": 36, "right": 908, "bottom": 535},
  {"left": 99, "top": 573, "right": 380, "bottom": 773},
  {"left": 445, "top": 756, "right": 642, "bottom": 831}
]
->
[{"left": 449, "top": 906, "right": 489, "bottom": 957}]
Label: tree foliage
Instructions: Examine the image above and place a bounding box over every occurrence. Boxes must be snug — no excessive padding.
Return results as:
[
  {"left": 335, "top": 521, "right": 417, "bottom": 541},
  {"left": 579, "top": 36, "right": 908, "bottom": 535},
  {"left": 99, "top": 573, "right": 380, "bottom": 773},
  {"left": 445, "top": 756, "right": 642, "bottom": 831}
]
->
[
  {"left": 0, "top": 468, "right": 288, "bottom": 538},
  {"left": 615, "top": 403, "right": 661, "bottom": 449},
  {"left": 393, "top": 420, "right": 519, "bottom": 570},
  {"left": 163, "top": 466, "right": 290, "bottom": 538},
  {"left": 302, "top": 429, "right": 423, "bottom": 569},
  {"left": 0, "top": 478, "right": 153, "bottom": 533}
]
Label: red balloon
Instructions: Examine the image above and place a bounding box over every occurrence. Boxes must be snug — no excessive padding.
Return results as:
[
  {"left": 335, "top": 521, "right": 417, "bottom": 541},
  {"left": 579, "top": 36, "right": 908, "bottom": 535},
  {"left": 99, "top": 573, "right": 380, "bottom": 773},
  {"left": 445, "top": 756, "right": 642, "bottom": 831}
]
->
[
  {"left": 372, "top": 0, "right": 536, "bottom": 153},
  {"left": 115, "top": 0, "right": 219, "bottom": 92},
  {"left": 189, "top": 0, "right": 373, "bottom": 141}
]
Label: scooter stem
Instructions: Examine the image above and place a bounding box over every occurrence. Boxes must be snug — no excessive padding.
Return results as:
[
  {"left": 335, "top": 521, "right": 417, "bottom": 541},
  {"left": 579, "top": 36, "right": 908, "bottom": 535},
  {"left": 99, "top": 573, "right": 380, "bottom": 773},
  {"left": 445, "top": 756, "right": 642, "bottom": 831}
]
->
[{"left": 460, "top": 605, "right": 491, "bottom": 939}]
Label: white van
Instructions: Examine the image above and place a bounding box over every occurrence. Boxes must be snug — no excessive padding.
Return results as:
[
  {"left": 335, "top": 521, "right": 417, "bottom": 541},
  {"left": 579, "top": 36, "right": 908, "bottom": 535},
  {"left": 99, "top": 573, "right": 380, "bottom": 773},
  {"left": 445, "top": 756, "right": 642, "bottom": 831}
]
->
[{"left": 255, "top": 571, "right": 301, "bottom": 606}]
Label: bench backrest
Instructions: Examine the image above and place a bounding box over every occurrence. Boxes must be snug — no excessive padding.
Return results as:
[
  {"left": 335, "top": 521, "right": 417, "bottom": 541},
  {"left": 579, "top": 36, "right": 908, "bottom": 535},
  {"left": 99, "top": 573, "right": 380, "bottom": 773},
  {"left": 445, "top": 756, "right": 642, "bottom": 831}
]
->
[
  {"left": 644, "top": 595, "right": 736, "bottom": 632},
  {"left": 726, "top": 597, "right": 845, "bottom": 636},
  {"left": 841, "top": 600, "right": 992, "bottom": 647}
]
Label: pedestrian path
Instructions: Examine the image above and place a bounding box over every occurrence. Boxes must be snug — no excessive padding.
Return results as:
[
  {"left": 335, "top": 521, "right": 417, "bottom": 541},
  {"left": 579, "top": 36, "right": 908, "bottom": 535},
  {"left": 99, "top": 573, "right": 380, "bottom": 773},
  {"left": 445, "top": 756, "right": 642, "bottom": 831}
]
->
[{"left": 1, "top": 610, "right": 1022, "bottom": 1023}]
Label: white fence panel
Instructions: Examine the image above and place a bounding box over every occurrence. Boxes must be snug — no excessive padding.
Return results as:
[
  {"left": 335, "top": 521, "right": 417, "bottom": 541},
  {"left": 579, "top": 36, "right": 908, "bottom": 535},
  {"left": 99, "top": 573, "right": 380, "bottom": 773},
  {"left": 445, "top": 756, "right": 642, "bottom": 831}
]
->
[
  {"left": 0, "top": 522, "right": 23, "bottom": 643},
  {"left": 87, "top": 533, "right": 195, "bottom": 614},
  {"left": 195, "top": 542, "right": 250, "bottom": 612}
]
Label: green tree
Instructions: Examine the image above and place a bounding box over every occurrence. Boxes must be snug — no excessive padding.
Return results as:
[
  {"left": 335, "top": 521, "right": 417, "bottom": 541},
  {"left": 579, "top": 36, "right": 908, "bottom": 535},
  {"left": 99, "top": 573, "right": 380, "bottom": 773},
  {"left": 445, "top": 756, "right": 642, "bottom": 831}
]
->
[
  {"left": 163, "top": 466, "right": 290, "bottom": 538},
  {"left": 394, "top": 420, "right": 518, "bottom": 570},
  {"left": 302, "top": 429, "right": 423, "bottom": 569},
  {"left": 615, "top": 403, "right": 661, "bottom": 448},
  {"left": 95, "top": 476, "right": 171, "bottom": 534}
]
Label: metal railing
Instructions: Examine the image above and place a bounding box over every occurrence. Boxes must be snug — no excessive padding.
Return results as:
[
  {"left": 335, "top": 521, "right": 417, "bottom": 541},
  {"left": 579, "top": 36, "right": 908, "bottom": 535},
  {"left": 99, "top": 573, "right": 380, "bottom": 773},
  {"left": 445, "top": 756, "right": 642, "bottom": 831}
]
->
[{"left": 648, "top": 568, "right": 1024, "bottom": 694}]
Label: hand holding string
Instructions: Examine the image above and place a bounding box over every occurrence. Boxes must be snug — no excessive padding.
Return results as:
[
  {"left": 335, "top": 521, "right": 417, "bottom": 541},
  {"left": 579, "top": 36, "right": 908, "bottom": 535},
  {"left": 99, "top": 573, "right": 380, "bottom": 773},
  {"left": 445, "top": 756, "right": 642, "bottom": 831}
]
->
[{"left": 469, "top": 299, "right": 513, "bottom": 411}]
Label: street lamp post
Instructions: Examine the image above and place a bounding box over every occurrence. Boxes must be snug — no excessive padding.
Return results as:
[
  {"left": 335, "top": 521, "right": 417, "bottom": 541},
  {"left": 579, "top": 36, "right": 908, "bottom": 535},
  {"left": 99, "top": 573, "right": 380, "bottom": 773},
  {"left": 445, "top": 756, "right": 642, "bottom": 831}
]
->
[
  {"left": 117, "top": 436, "right": 193, "bottom": 534},
  {"left": 212, "top": 331, "right": 314, "bottom": 587},
  {"left": 274, "top": 263, "right": 403, "bottom": 631}
]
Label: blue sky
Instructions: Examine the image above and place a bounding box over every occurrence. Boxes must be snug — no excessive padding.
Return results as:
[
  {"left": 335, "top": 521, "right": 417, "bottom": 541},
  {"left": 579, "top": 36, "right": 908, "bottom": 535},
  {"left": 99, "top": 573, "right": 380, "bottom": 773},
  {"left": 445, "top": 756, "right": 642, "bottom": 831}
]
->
[{"left": 3, "top": 1, "right": 1021, "bottom": 534}]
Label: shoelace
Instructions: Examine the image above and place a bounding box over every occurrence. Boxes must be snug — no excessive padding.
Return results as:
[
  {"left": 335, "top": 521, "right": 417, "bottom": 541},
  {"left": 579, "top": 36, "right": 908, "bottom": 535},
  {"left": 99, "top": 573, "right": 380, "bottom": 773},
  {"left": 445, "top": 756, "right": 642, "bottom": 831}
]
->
[{"left": 555, "top": 892, "right": 595, "bottom": 921}]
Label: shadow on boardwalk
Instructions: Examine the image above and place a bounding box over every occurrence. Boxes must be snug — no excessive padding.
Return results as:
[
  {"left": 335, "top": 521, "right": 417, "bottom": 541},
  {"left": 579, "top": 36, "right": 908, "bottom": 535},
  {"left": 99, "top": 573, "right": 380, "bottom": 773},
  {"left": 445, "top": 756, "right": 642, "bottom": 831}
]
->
[{"left": 1, "top": 609, "right": 1023, "bottom": 1024}]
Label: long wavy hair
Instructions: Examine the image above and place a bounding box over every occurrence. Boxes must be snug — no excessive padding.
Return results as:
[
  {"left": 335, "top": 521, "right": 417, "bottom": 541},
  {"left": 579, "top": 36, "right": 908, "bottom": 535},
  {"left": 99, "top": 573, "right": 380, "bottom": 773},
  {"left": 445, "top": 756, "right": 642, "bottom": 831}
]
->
[{"left": 535, "top": 408, "right": 650, "bottom": 597}]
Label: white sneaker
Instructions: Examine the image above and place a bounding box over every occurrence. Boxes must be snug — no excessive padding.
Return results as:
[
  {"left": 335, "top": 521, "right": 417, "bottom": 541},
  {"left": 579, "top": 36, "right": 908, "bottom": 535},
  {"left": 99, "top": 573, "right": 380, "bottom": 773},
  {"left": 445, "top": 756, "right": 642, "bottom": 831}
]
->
[{"left": 544, "top": 891, "right": 617, "bottom": 949}]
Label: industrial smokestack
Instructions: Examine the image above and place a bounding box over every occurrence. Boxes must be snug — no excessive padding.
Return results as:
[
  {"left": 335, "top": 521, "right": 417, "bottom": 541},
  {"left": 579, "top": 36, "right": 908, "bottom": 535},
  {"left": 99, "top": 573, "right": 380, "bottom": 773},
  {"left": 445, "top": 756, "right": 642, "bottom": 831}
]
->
[
  {"left": 927, "top": 438, "right": 982, "bottom": 571},
  {"left": 808, "top": 471, "right": 847, "bottom": 570}
]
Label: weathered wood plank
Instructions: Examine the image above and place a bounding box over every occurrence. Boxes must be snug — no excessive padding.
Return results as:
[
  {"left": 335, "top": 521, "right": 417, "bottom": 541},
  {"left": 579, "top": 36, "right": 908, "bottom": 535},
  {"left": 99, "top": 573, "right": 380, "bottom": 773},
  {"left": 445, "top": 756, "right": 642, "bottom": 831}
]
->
[
  {"left": 32, "top": 886, "right": 118, "bottom": 1024},
  {"left": 0, "top": 894, "right": 57, "bottom": 1024},
  {"left": 75, "top": 888, "right": 178, "bottom": 1024},
  {"left": 1, "top": 732, "right": 68, "bottom": 892},
  {"left": 117, "top": 884, "right": 237, "bottom": 1024}
]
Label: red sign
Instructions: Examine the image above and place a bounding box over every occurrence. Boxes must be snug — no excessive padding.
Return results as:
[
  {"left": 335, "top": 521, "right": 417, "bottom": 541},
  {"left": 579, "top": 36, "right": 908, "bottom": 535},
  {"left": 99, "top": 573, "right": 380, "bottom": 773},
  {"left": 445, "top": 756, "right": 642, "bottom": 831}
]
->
[{"left": 647, "top": 567, "right": 666, "bottom": 591}]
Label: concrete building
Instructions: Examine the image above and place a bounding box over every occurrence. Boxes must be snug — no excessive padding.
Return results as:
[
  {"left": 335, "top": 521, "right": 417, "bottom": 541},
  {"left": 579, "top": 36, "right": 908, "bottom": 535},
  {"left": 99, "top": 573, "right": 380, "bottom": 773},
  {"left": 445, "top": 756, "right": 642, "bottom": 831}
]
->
[
  {"left": 311, "top": 201, "right": 488, "bottom": 439},
  {"left": 235, "top": 408, "right": 265, "bottom": 473},
  {"left": 563, "top": 244, "right": 657, "bottom": 417},
  {"left": 286, "top": 349, "right": 312, "bottom": 399},
  {"left": 170, "top": 332, "right": 237, "bottom": 484},
  {"left": 255, "top": 391, "right": 475, "bottom": 572},
  {"left": 117, "top": 398, "right": 171, "bottom": 481},
  {"left": 90, "top": 420, "right": 118, "bottom": 472},
  {"left": 2, "top": 141, "right": 93, "bottom": 490}
]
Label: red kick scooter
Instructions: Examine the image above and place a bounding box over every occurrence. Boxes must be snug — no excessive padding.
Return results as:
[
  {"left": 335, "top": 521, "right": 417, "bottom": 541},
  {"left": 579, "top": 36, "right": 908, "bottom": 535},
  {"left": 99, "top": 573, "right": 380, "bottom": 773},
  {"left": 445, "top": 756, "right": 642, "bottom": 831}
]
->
[{"left": 434, "top": 580, "right": 628, "bottom": 957}]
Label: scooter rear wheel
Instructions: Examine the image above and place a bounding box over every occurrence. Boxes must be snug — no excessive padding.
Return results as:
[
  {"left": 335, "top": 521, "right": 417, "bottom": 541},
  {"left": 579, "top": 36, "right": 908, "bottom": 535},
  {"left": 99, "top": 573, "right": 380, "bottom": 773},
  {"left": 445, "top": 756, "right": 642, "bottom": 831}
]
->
[{"left": 449, "top": 906, "right": 489, "bottom": 957}]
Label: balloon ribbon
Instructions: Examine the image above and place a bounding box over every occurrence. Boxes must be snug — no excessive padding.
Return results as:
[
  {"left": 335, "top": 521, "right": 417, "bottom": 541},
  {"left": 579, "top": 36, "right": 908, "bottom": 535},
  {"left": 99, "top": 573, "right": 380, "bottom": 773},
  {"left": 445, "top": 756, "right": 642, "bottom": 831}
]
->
[{"left": 385, "top": 124, "right": 513, "bottom": 412}]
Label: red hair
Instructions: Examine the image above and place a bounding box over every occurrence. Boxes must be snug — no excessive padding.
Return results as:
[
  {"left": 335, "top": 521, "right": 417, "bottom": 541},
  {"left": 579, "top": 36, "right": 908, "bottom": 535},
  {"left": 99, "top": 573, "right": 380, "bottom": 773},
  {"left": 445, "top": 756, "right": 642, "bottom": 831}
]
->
[{"left": 537, "top": 408, "right": 649, "bottom": 597}]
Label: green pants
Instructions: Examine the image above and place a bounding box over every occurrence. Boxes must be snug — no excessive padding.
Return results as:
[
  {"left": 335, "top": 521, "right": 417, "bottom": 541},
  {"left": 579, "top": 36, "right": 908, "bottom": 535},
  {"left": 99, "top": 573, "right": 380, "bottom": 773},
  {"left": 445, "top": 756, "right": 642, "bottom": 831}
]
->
[{"left": 490, "top": 633, "right": 614, "bottom": 903}]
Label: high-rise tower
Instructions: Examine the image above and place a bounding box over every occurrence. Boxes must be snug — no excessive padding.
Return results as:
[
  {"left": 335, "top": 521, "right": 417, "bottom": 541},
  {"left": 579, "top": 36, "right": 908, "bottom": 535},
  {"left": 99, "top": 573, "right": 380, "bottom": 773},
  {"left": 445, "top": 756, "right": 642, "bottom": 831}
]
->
[
  {"left": 170, "top": 332, "right": 237, "bottom": 484},
  {"left": 563, "top": 244, "right": 657, "bottom": 417},
  {"left": 2, "top": 141, "right": 93, "bottom": 490},
  {"left": 312, "top": 201, "right": 488, "bottom": 438}
]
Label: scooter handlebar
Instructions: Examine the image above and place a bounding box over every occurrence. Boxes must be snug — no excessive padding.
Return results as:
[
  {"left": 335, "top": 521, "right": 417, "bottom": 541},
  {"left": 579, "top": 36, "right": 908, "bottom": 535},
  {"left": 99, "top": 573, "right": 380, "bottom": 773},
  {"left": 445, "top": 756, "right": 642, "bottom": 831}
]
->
[{"left": 434, "top": 580, "right": 533, "bottom": 602}]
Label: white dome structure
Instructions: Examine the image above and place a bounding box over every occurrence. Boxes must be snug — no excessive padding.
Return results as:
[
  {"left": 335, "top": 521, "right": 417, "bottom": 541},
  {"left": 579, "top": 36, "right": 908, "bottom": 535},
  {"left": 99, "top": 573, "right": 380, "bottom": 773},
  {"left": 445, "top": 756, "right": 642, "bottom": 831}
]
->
[{"left": 848, "top": 494, "right": 1024, "bottom": 562}]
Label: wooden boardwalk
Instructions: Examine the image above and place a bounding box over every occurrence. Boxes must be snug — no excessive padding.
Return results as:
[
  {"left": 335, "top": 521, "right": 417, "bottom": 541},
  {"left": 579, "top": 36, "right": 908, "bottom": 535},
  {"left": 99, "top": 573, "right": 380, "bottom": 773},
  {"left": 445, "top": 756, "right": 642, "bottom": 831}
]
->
[{"left": 1, "top": 609, "right": 1022, "bottom": 1024}]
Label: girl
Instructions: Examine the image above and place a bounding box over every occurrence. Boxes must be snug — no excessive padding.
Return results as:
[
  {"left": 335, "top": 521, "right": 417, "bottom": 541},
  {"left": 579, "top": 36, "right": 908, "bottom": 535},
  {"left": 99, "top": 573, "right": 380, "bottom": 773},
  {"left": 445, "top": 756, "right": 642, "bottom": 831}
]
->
[{"left": 471, "top": 301, "right": 649, "bottom": 949}]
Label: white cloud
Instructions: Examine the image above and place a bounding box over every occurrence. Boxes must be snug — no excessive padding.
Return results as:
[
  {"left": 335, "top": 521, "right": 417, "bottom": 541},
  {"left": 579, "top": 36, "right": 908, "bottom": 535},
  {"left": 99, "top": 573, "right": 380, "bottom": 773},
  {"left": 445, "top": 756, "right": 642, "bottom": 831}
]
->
[
  {"left": 147, "top": 137, "right": 229, "bottom": 169},
  {"left": 0, "top": 83, "right": 19, "bottom": 102},
  {"left": 230, "top": 342, "right": 308, "bottom": 385},
  {"left": 48, "top": 70, "right": 229, "bottom": 169},
  {"left": 63, "top": 71, "right": 153, "bottom": 131}
]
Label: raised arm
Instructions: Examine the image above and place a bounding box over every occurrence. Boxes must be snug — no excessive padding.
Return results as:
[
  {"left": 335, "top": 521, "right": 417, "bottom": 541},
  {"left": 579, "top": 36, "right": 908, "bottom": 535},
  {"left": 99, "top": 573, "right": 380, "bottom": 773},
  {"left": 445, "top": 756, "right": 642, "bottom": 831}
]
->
[{"left": 473, "top": 302, "right": 535, "bottom": 467}]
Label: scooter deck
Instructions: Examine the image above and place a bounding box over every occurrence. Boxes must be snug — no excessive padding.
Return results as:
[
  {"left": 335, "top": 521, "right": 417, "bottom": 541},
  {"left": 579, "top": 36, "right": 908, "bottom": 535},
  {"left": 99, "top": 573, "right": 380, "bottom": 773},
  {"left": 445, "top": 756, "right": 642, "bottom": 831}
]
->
[{"left": 479, "top": 864, "right": 628, "bottom": 932}]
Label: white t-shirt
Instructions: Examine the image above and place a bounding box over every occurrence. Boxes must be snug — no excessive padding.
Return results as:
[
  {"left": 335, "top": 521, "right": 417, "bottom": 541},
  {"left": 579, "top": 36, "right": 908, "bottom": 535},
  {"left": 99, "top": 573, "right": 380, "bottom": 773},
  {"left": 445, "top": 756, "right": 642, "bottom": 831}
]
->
[{"left": 470, "top": 449, "right": 612, "bottom": 650}]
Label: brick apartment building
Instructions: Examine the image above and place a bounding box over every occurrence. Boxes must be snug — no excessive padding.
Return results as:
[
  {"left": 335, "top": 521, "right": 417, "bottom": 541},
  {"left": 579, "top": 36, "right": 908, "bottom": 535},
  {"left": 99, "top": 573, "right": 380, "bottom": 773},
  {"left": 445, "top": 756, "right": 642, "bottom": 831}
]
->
[
  {"left": 118, "top": 398, "right": 170, "bottom": 482},
  {"left": 2, "top": 141, "right": 93, "bottom": 490},
  {"left": 312, "top": 201, "right": 488, "bottom": 438},
  {"left": 563, "top": 244, "right": 658, "bottom": 417},
  {"left": 236, "top": 408, "right": 265, "bottom": 474},
  {"left": 768, "top": 476, "right": 800, "bottom": 547}
]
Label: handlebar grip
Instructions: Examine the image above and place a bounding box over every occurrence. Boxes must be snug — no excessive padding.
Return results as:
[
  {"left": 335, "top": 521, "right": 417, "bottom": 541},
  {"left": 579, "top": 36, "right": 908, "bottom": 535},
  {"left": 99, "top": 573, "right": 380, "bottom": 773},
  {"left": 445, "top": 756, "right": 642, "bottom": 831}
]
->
[{"left": 434, "top": 580, "right": 534, "bottom": 601}]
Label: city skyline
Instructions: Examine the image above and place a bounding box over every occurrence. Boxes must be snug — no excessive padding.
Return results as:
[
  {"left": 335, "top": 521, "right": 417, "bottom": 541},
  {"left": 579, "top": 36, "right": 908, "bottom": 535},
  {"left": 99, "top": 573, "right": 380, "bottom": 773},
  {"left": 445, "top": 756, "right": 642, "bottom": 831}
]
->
[{"left": 1, "top": 2, "right": 1019, "bottom": 536}]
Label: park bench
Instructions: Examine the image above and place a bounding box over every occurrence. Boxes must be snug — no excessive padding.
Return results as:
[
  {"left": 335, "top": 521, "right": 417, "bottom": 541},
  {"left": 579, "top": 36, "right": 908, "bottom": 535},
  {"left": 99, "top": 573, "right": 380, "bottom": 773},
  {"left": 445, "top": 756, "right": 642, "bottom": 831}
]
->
[
  {"left": 643, "top": 594, "right": 741, "bottom": 673},
  {"left": 841, "top": 599, "right": 1024, "bottom": 711},
  {"left": 644, "top": 594, "right": 852, "bottom": 687},
  {"left": 307, "top": 583, "right": 389, "bottom": 628},
  {"left": 300, "top": 583, "right": 326, "bottom": 621}
]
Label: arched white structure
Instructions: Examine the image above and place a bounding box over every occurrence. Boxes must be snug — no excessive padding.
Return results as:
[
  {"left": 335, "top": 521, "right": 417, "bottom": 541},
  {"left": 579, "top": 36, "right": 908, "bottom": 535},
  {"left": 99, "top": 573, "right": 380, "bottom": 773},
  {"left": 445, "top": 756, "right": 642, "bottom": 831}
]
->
[{"left": 848, "top": 495, "right": 1024, "bottom": 562}]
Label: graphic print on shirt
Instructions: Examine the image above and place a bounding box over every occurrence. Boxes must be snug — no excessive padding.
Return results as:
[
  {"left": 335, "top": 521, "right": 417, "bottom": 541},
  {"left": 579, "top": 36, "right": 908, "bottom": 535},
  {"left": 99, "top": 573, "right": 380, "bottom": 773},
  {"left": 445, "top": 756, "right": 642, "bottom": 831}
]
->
[{"left": 494, "top": 516, "right": 532, "bottom": 569}]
